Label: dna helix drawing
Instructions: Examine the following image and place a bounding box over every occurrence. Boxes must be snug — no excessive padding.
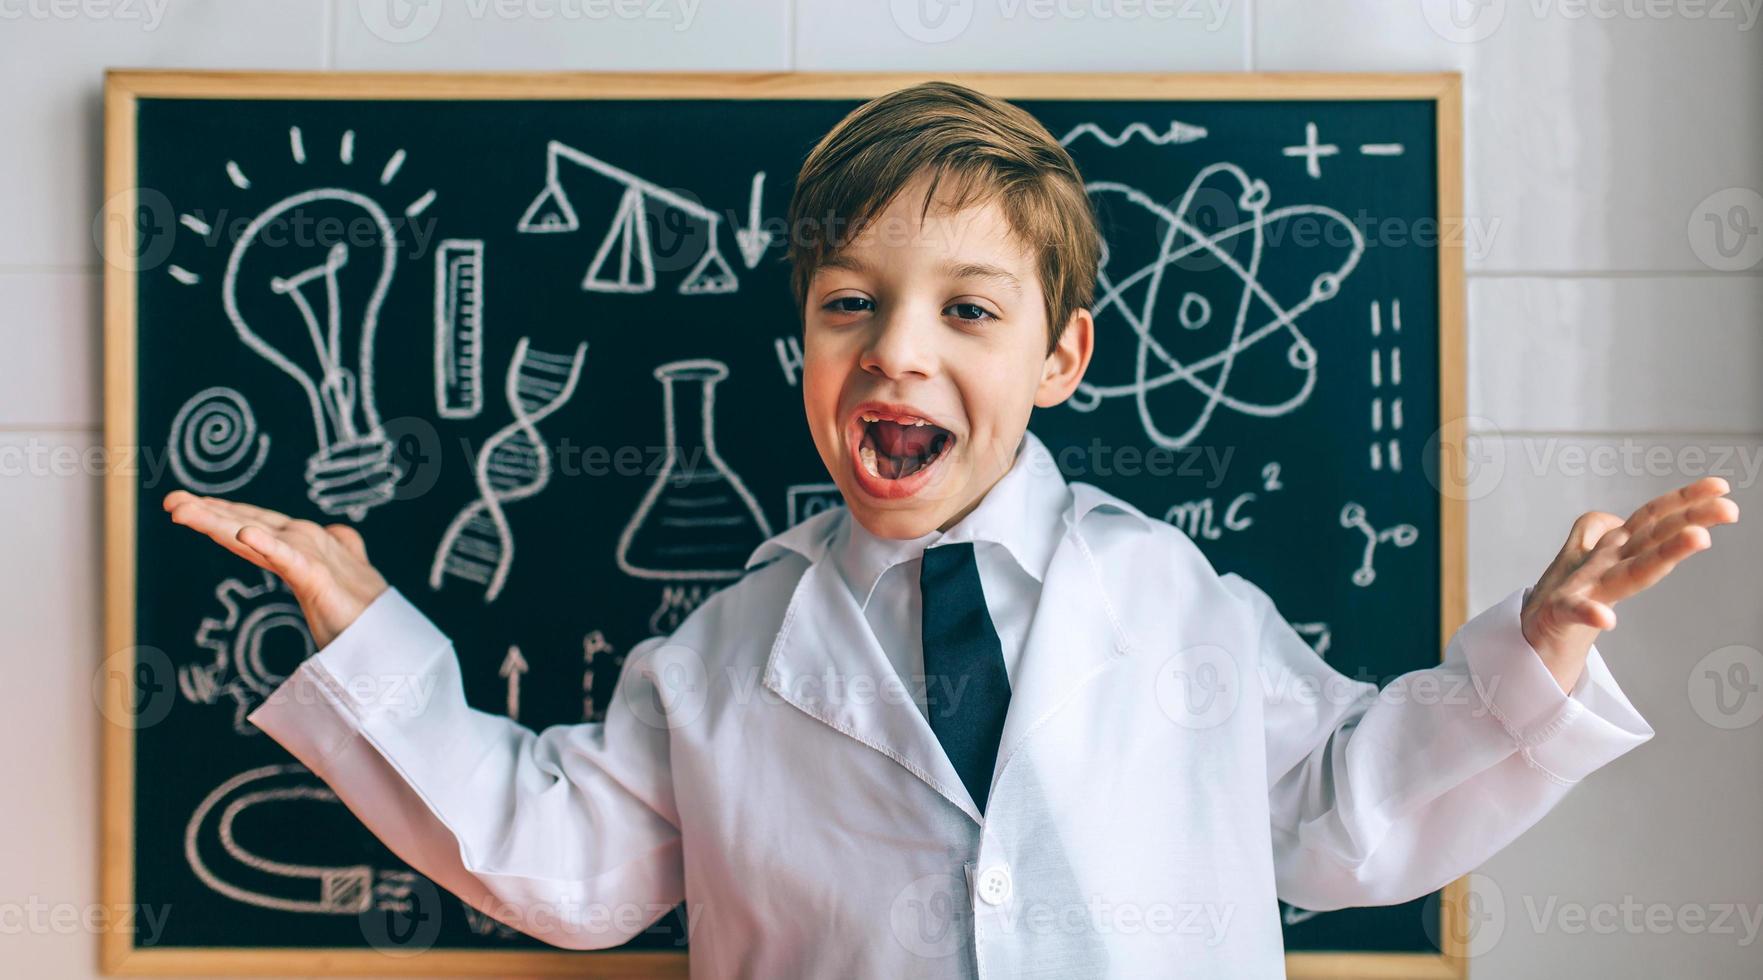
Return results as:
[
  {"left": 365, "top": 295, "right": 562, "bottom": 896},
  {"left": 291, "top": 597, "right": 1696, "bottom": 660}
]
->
[{"left": 429, "top": 336, "right": 588, "bottom": 602}]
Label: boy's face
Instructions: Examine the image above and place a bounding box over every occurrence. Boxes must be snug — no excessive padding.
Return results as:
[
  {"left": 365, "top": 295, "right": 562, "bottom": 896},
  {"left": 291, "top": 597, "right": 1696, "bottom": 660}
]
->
[{"left": 801, "top": 171, "right": 1094, "bottom": 539}]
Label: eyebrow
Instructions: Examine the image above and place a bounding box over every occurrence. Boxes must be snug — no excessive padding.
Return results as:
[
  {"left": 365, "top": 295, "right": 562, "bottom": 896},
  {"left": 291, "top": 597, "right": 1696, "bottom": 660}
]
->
[{"left": 818, "top": 253, "right": 1024, "bottom": 294}]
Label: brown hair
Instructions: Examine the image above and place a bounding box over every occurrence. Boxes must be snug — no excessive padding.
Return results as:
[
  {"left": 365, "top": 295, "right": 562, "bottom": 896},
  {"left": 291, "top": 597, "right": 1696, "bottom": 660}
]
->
[{"left": 785, "top": 81, "right": 1102, "bottom": 356}]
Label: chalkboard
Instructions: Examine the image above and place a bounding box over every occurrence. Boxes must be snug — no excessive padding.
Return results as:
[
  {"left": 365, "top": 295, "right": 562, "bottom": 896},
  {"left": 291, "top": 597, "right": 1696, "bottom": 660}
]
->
[{"left": 102, "top": 71, "right": 1467, "bottom": 978}]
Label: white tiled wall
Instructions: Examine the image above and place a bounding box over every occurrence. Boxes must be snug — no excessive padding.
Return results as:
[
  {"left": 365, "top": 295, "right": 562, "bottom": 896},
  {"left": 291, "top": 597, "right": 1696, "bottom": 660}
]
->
[{"left": 2, "top": 2, "right": 1757, "bottom": 977}]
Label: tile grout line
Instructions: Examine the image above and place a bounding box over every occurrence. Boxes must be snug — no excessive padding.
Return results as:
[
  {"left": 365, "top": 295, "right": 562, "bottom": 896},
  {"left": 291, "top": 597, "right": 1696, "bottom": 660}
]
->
[
  {"left": 786, "top": 0, "right": 796, "bottom": 70},
  {"left": 1242, "top": 0, "right": 1255, "bottom": 71},
  {"left": 322, "top": 0, "right": 336, "bottom": 69}
]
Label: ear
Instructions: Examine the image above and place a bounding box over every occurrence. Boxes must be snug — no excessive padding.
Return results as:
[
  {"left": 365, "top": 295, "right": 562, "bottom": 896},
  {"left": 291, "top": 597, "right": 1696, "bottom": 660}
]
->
[{"left": 1034, "top": 307, "right": 1094, "bottom": 408}]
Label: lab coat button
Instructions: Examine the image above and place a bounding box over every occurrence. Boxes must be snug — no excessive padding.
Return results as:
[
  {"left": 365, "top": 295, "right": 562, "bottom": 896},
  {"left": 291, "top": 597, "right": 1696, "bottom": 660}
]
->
[{"left": 977, "top": 865, "right": 1013, "bottom": 906}]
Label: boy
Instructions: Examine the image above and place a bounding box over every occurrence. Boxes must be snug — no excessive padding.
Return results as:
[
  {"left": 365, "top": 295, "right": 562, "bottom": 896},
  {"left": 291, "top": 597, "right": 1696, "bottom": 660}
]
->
[{"left": 164, "top": 81, "right": 1737, "bottom": 977}]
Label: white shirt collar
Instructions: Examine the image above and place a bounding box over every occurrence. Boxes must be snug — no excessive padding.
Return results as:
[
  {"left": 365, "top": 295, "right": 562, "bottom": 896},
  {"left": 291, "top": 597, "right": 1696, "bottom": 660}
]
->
[{"left": 743, "top": 429, "right": 1155, "bottom": 582}]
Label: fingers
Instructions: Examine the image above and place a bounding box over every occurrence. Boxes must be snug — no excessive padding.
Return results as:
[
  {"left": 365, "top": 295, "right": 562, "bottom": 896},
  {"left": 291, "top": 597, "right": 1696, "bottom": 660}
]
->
[
  {"left": 325, "top": 523, "right": 369, "bottom": 561},
  {"left": 1620, "top": 494, "right": 1740, "bottom": 559},
  {"left": 1565, "top": 511, "right": 1625, "bottom": 554},
  {"left": 164, "top": 492, "right": 345, "bottom": 596},
  {"left": 1561, "top": 594, "right": 1617, "bottom": 631},
  {"left": 1596, "top": 523, "right": 1714, "bottom": 604},
  {"left": 1621, "top": 476, "right": 1732, "bottom": 536},
  {"left": 235, "top": 524, "right": 315, "bottom": 590},
  {"left": 1539, "top": 512, "right": 1623, "bottom": 596},
  {"left": 165, "top": 494, "right": 280, "bottom": 570}
]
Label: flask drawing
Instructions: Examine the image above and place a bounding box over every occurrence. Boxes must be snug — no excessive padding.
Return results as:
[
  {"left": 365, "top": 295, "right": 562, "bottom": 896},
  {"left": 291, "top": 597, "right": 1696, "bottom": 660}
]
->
[{"left": 616, "top": 359, "right": 772, "bottom": 583}]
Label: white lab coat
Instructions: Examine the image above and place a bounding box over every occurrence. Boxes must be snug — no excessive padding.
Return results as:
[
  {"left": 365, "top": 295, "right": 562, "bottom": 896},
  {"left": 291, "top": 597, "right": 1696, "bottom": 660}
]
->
[{"left": 246, "top": 477, "right": 1655, "bottom": 978}]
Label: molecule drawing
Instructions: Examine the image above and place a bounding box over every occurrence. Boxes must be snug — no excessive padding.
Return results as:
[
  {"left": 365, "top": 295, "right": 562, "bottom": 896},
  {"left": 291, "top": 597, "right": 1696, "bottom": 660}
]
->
[
  {"left": 1071, "top": 163, "right": 1366, "bottom": 450},
  {"left": 1339, "top": 501, "right": 1419, "bottom": 587}
]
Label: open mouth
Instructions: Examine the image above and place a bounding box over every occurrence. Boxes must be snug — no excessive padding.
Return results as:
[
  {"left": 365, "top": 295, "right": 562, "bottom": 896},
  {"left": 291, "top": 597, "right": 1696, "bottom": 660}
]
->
[{"left": 855, "top": 411, "right": 955, "bottom": 483}]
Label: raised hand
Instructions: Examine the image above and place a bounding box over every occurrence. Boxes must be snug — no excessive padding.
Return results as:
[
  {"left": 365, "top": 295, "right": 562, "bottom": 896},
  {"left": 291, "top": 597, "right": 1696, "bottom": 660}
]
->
[
  {"left": 1521, "top": 476, "right": 1740, "bottom": 692},
  {"left": 162, "top": 490, "right": 389, "bottom": 649}
]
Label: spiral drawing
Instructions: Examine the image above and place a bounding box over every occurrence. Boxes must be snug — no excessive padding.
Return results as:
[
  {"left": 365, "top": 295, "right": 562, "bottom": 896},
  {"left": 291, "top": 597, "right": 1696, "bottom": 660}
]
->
[{"left": 168, "top": 386, "right": 272, "bottom": 494}]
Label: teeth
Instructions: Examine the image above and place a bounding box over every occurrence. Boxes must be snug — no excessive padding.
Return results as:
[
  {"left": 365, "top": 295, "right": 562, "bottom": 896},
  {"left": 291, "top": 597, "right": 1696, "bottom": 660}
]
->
[
  {"left": 859, "top": 445, "right": 880, "bottom": 477},
  {"left": 857, "top": 411, "right": 936, "bottom": 427}
]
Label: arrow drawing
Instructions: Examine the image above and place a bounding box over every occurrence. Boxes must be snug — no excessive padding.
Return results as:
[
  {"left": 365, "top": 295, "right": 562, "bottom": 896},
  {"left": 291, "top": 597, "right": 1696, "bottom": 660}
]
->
[
  {"left": 499, "top": 645, "right": 528, "bottom": 722},
  {"left": 734, "top": 171, "right": 773, "bottom": 270}
]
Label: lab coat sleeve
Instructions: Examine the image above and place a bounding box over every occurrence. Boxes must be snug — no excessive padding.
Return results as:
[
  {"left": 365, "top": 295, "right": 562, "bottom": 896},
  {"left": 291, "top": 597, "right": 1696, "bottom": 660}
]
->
[
  {"left": 1225, "top": 574, "right": 1656, "bottom": 911},
  {"left": 244, "top": 586, "right": 684, "bottom": 949}
]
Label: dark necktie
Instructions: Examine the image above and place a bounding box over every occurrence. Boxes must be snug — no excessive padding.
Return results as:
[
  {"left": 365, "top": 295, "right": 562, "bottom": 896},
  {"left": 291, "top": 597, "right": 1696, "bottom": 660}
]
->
[{"left": 919, "top": 541, "right": 1011, "bottom": 814}]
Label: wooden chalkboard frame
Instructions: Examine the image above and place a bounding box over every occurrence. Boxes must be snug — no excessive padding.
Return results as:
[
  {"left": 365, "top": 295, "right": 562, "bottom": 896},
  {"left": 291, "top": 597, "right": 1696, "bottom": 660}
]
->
[{"left": 102, "top": 69, "right": 1467, "bottom": 978}]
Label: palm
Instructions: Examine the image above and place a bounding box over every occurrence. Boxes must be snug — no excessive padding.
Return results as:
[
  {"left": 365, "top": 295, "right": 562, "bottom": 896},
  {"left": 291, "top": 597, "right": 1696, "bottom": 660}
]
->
[
  {"left": 1522, "top": 476, "right": 1739, "bottom": 688},
  {"left": 162, "top": 490, "right": 388, "bottom": 649}
]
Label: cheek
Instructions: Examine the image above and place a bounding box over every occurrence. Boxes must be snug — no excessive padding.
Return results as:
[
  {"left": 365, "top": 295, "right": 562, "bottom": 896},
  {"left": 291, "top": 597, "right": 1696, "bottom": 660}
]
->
[{"left": 799, "top": 350, "right": 844, "bottom": 434}]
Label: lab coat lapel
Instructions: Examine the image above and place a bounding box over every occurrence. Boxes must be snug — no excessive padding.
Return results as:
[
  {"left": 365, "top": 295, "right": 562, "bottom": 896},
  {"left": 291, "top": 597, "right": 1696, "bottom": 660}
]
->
[
  {"left": 761, "top": 554, "right": 984, "bottom": 824},
  {"left": 991, "top": 482, "right": 1136, "bottom": 794}
]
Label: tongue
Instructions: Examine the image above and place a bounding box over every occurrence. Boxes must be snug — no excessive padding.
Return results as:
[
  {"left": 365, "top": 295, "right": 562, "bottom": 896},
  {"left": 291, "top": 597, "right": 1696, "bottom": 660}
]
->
[{"left": 872, "top": 419, "right": 940, "bottom": 458}]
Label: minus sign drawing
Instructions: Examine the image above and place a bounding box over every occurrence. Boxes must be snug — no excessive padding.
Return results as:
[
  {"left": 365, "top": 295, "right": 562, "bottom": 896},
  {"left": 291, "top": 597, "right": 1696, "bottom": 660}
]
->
[{"left": 1359, "top": 143, "right": 1405, "bottom": 156}]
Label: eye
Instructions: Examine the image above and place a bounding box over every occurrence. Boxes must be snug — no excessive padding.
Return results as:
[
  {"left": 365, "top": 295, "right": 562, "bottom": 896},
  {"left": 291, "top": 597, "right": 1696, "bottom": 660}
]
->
[
  {"left": 823, "top": 296, "right": 874, "bottom": 315},
  {"left": 946, "top": 301, "right": 996, "bottom": 322}
]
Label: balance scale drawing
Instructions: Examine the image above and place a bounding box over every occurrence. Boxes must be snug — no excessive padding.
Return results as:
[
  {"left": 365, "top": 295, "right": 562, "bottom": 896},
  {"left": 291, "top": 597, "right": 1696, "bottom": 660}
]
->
[
  {"left": 516, "top": 139, "right": 740, "bottom": 295},
  {"left": 430, "top": 336, "right": 589, "bottom": 603}
]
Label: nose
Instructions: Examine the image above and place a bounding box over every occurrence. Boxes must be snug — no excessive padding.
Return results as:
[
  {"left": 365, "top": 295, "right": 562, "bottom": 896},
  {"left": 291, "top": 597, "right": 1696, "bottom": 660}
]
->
[{"left": 859, "top": 308, "right": 938, "bottom": 380}]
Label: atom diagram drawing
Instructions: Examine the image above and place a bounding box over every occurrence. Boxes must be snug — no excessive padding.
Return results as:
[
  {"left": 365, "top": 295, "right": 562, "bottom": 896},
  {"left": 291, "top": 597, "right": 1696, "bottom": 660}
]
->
[{"left": 1070, "top": 162, "right": 1366, "bottom": 449}]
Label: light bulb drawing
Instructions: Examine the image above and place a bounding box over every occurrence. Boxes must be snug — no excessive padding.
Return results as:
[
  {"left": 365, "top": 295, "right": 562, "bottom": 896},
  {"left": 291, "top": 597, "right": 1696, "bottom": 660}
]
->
[{"left": 172, "top": 127, "right": 436, "bottom": 521}]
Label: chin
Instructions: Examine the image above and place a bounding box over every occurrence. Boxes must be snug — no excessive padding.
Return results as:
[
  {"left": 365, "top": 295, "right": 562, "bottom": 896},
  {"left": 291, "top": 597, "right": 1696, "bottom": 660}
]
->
[{"left": 845, "top": 502, "right": 947, "bottom": 540}]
